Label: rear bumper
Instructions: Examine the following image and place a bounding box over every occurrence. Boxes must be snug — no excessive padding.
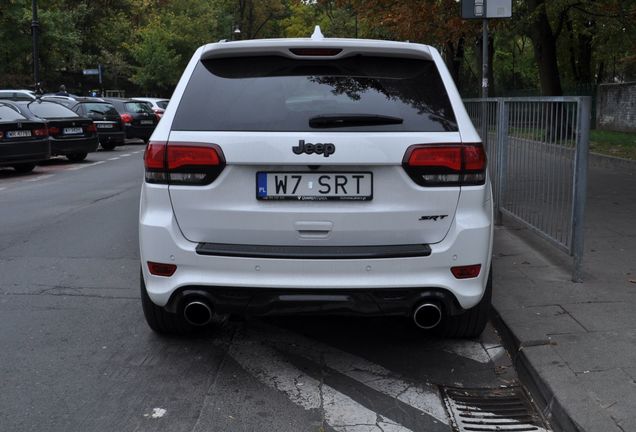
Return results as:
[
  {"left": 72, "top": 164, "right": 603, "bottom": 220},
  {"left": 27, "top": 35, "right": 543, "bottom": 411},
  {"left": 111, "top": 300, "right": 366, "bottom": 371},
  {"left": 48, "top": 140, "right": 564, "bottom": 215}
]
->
[
  {"left": 139, "top": 184, "right": 494, "bottom": 314},
  {"left": 97, "top": 131, "right": 125, "bottom": 145},
  {"left": 164, "top": 286, "right": 462, "bottom": 317},
  {"left": 125, "top": 125, "right": 154, "bottom": 140},
  {"left": 51, "top": 136, "right": 99, "bottom": 155},
  {"left": 0, "top": 139, "right": 51, "bottom": 165}
]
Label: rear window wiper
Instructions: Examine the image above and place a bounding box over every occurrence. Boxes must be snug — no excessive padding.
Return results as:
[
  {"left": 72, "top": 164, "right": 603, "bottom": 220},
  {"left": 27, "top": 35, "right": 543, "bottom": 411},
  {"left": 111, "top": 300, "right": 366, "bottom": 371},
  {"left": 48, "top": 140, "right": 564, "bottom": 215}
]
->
[{"left": 309, "top": 114, "right": 403, "bottom": 128}]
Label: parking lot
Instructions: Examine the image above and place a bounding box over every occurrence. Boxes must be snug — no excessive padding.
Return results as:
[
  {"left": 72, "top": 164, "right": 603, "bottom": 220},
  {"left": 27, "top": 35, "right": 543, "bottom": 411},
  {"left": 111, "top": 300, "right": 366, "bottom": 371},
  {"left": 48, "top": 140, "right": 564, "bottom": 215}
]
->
[{"left": 0, "top": 145, "right": 551, "bottom": 432}]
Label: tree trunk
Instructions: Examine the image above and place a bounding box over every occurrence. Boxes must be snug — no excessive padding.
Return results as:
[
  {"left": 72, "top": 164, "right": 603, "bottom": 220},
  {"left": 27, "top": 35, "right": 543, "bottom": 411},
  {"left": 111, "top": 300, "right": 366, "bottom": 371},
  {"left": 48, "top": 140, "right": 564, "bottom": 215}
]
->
[{"left": 526, "top": 0, "right": 563, "bottom": 96}]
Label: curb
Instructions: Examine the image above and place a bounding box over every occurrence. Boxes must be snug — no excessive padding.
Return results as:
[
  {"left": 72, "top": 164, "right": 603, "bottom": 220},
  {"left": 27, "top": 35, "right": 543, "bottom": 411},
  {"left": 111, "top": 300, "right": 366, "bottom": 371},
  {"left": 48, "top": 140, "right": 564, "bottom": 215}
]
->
[
  {"left": 490, "top": 308, "right": 582, "bottom": 432},
  {"left": 588, "top": 152, "right": 636, "bottom": 170}
]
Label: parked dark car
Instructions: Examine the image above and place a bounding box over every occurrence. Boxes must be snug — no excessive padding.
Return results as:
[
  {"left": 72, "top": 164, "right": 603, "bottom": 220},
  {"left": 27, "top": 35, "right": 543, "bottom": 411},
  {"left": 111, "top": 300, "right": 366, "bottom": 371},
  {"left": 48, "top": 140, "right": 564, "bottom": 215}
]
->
[
  {"left": 0, "top": 101, "right": 50, "bottom": 172},
  {"left": 12, "top": 100, "right": 99, "bottom": 162},
  {"left": 43, "top": 96, "right": 125, "bottom": 150},
  {"left": 103, "top": 98, "right": 158, "bottom": 142}
]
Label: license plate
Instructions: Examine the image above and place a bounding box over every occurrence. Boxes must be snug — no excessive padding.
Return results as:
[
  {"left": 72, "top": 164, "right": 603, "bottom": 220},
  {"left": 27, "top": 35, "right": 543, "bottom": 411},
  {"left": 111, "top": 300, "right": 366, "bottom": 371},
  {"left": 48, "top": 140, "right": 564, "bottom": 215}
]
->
[
  {"left": 96, "top": 123, "right": 113, "bottom": 129},
  {"left": 256, "top": 172, "right": 372, "bottom": 201},
  {"left": 140, "top": 120, "right": 154, "bottom": 125},
  {"left": 63, "top": 127, "right": 83, "bottom": 135},
  {"left": 7, "top": 130, "right": 32, "bottom": 138}
]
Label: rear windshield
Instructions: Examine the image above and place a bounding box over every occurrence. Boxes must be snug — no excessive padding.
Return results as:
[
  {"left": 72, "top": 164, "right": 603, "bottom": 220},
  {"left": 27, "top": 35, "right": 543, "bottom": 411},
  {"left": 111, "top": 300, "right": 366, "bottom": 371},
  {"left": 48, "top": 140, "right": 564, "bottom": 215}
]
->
[
  {"left": 125, "top": 102, "right": 153, "bottom": 114},
  {"left": 0, "top": 106, "right": 26, "bottom": 121},
  {"left": 27, "top": 101, "right": 79, "bottom": 119},
  {"left": 172, "top": 55, "right": 458, "bottom": 132},
  {"left": 83, "top": 102, "right": 119, "bottom": 116}
]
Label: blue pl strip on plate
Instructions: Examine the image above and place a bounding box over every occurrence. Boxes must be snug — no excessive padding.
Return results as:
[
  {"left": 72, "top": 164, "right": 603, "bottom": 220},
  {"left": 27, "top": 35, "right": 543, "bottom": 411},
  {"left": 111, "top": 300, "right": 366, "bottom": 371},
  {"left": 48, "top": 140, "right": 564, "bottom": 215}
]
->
[{"left": 257, "top": 172, "right": 268, "bottom": 197}]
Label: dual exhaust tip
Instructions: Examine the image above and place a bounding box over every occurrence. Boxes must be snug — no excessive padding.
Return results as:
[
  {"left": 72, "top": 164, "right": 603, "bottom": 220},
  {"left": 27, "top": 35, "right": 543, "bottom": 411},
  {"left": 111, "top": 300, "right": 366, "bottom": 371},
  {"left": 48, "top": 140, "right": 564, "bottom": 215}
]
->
[
  {"left": 182, "top": 298, "right": 443, "bottom": 330},
  {"left": 183, "top": 300, "right": 213, "bottom": 327},
  {"left": 412, "top": 302, "right": 443, "bottom": 330}
]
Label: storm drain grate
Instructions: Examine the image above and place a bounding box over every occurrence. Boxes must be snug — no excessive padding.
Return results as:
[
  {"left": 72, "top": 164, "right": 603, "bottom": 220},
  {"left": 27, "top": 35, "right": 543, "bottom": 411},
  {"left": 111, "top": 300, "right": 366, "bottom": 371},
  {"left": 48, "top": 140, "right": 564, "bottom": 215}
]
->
[{"left": 441, "top": 386, "right": 550, "bottom": 432}]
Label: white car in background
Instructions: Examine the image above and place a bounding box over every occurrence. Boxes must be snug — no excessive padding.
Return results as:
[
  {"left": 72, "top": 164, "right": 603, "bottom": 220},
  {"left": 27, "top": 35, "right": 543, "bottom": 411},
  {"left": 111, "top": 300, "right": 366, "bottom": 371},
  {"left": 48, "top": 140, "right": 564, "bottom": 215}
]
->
[
  {"left": 139, "top": 27, "right": 493, "bottom": 338},
  {"left": 132, "top": 97, "right": 169, "bottom": 118},
  {"left": 0, "top": 89, "right": 36, "bottom": 101}
]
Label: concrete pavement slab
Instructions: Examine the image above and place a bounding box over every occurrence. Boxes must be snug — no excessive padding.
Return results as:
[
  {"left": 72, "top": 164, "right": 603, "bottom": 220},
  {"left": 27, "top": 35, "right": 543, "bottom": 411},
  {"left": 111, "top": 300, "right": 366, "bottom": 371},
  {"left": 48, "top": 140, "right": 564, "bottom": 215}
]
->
[{"left": 491, "top": 159, "right": 636, "bottom": 432}]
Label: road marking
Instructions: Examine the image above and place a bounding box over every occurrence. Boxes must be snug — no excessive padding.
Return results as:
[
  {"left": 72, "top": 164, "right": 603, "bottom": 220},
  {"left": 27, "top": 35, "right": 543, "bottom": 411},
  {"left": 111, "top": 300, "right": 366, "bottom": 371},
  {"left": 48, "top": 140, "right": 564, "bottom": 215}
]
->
[
  {"left": 121, "top": 153, "right": 132, "bottom": 157},
  {"left": 253, "top": 325, "right": 449, "bottom": 425},
  {"left": 230, "top": 336, "right": 414, "bottom": 432},
  {"left": 440, "top": 341, "right": 504, "bottom": 364},
  {"left": 0, "top": 187, "right": 6, "bottom": 192},
  {"left": 107, "top": 157, "right": 120, "bottom": 161},
  {"left": 25, "top": 174, "right": 54, "bottom": 182}
]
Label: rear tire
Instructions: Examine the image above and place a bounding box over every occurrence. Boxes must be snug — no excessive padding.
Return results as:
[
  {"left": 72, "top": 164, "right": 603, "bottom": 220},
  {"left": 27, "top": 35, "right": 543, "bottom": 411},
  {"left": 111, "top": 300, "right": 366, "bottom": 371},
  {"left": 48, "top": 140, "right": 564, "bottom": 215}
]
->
[
  {"left": 67, "top": 152, "right": 87, "bottom": 162},
  {"left": 140, "top": 270, "right": 195, "bottom": 336},
  {"left": 101, "top": 143, "right": 116, "bottom": 151},
  {"left": 435, "top": 266, "right": 492, "bottom": 339},
  {"left": 13, "top": 163, "right": 36, "bottom": 173}
]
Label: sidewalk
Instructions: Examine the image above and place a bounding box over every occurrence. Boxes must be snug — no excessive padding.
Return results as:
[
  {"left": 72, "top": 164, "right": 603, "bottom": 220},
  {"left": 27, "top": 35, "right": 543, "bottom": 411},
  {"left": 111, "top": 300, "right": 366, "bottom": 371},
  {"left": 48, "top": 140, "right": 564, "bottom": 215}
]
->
[{"left": 492, "top": 161, "right": 636, "bottom": 432}]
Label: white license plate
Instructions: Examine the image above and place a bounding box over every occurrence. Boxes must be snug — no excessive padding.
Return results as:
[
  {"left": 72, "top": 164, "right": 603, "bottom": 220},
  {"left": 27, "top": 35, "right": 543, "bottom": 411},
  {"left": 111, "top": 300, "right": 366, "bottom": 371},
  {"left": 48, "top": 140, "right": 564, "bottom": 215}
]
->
[
  {"left": 257, "top": 172, "right": 373, "bottom": 201},
  {"left": 140, "top": 120, "right": 154, "bottom": 125},
  {"left": 7, "top": 130, "right": 32, "bottom": 138},
  {"left": 96, "top": 123, "right": 114, "bottom": 129},
  {"left": 63, "top": 127, "right": 83, "bottom": 135}
]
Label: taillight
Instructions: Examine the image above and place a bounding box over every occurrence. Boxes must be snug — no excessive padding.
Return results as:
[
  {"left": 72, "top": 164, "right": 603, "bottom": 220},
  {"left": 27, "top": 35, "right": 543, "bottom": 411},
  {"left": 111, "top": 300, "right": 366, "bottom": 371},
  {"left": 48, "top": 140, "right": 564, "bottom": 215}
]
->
[
  {"left": 403, "top": 144, "right": 486, "bottom": 186},
  {"left": 48, "top": 126, "right": 61, "bottom": 136},
  {"left": 451, "top": 264, "right": 482, "bottom": 279},
  {"left": 121, "top": 113, "right": 133, "bottom": 124},
  {"left": 84, "top": 123, "right": 97, "bottom": 133},
  {"left": 144, "top": 141, "right": 225, "bottom": 185},
  {"left": 0, "top": 131, "right": 4, "bottom": 139},
  {"left": 32, "top": 127, "right": 48, "bottom": 137}
]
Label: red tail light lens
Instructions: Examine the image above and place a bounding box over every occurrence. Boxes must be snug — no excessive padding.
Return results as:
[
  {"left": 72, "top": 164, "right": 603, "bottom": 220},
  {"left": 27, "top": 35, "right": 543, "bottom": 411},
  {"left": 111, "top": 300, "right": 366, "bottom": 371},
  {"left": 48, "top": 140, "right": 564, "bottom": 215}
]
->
[
  {"left": 48, "top": 126, "right": 61, "bottom": 136},
  {"left": 147, "top": 261, "right": 177, "bottom": 277},
  {"left": 403, "top": 144, "right": 486, "bottom": 186},
  {"left": 84, "top": 123, "right": 97, "bottom": 133},
  {"left": 0, "top": 131, "right": 4, "bottom": 139},
  {"left": 451, "top": 264, "right": 482, "bottom": 279},
  {"left": 32, "top": 128, "right": 48, "bottom": 137},
  {"left": 144, "top": 141, "right": 225, "bottom": 185},
  {"left": 121, "top": 113, "right": 133, "bottom": 124}
]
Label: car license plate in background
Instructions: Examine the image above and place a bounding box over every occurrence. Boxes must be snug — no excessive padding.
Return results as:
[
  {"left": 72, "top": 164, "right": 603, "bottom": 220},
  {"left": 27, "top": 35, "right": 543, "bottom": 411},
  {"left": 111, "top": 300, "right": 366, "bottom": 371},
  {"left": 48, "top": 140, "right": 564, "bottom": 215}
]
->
[
  {"left": 96, "top": 123, "right": 113, "bottom": 129},
  {"left": 6, "top": 130, "right": 32, "bottom": 138},
  {"left": 63, "top": 127, "right": 83, "bottom": 135},
  {"left": 257, "top": 172, "right": 372, "bottom": 201},
  {"left": 140, "top": 120, "right": 153, "bottom": 125}
]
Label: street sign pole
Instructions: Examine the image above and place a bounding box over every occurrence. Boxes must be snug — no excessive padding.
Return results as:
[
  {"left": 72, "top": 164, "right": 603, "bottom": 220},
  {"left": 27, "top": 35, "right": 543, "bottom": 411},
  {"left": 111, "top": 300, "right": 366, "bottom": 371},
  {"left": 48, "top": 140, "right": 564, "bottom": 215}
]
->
[
  {"left": 482, "top": 18, "right": 488, "bottom": 98},
  {"left": 31, "top": 0, "right": 40, "bottom": 88}
]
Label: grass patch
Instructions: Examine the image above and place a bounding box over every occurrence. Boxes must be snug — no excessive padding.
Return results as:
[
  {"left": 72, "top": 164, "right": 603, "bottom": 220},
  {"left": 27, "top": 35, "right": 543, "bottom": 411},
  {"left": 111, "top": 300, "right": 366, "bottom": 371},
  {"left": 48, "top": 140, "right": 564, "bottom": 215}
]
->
[{"left": 590, "top": 129, "right": 636, "bottom": 160}]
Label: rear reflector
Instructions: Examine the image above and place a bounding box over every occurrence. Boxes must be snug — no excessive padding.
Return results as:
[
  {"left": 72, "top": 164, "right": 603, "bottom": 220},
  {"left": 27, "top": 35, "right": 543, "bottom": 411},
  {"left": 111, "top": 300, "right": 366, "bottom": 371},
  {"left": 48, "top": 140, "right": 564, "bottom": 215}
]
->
[
  {"left": 147, "top": 261, "right": 177, "bottom": 277},
  {"left": 451, "top": 264, "right": 482, "bottom": 279},
  {"left": 403, "top": 144, "right": 486, "bottom": 186},
  {"left": 144, "top": 141, "right": 225, "bottom": 185}
]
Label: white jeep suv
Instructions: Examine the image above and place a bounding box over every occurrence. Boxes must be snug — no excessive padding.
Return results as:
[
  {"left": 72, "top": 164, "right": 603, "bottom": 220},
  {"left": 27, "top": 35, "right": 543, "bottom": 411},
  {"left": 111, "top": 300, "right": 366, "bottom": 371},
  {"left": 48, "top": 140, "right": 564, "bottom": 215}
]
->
[{"left": 139, "top": 28, "right": 493, "bottom": 338}]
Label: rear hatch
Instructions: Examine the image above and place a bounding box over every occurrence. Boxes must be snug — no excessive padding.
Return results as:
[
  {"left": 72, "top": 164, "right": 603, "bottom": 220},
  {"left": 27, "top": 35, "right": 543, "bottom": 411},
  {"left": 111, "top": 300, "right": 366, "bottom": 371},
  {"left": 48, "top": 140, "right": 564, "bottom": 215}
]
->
[
  {"left": 81, "top": 102, "right": 123, "bottom": 132},
  {"left": 0, "top": 105, "right": 49, "bottom": 159},
  {"left": 164, "top": 51, "right": 474, "bottom": 247},
  {"left": 125, "top": 101, "right": 157, "bottom": 129}
]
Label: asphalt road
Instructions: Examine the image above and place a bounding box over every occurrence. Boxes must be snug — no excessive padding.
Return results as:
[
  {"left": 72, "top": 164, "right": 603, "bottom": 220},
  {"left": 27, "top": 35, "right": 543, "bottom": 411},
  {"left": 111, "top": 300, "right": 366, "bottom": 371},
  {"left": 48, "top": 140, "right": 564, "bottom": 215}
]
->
[{"left": 0, "top": 146, "right": 543, "bottom": 432}]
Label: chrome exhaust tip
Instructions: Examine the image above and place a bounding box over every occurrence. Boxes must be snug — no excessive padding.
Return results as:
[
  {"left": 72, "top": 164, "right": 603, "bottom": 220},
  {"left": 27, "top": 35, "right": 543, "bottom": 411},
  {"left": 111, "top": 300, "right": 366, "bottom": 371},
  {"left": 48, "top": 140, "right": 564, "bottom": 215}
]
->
[
  {"left": 183, "top": 300, "right": 213, "bottom": 326},
  {"left": 412, "top": 303, "right": 443, "bottom": 330}
]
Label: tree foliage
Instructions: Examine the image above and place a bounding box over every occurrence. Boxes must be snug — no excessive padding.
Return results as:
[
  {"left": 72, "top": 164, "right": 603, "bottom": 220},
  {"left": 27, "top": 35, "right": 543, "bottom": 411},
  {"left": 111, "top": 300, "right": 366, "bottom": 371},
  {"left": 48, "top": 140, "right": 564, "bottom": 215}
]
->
[{"left": 0, "top": 0, "right": 634, "bottom": 96}]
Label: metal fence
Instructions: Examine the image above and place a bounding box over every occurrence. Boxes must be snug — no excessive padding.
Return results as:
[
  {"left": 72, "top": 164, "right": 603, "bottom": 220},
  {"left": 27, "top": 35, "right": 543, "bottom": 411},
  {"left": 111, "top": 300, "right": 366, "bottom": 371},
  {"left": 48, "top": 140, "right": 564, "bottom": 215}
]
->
[{"left": 464, "top": 97, "right": 591, "bottom": 281}]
